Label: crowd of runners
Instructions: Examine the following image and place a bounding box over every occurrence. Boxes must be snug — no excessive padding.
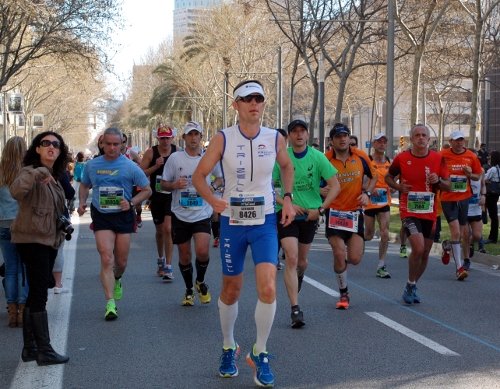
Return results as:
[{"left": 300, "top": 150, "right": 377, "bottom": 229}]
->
[{"left": 3, "top": 79, "right": 492, "bottom": 388}]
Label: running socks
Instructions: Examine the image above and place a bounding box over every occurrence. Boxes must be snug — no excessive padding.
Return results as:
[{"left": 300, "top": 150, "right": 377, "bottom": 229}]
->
[
  {"left": 195, "top": 258, "right": 210, "bottom": 284},
  {"left": 218, "top": 298, "right": 238, "bottom": 349},
  {"left": 335, "top": 267, "right": 348, "bottom": 291},
  {"left": 254, "top": 299, "right": 276, "bottom": 355},
  {"left": 179, "top": 263, "right": 194, "bottom": 289}
]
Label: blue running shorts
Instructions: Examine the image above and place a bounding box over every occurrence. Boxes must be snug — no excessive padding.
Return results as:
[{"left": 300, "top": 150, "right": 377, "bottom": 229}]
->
[{"left": 219, "top": 213, "right": 278, "bottom": 276}]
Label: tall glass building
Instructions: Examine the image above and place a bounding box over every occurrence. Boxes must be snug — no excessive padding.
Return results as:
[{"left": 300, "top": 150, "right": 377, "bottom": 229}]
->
[{"left": 173, "top": 0, "right": 222, "bottom": 40}]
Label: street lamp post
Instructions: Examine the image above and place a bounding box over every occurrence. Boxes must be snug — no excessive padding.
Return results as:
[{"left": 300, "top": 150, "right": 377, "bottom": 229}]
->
[
  {"left": 385, "top": 0, "right": 395, "bottom": 158},
  {"left": 485, "top": 78, "right": 490, "bottom": 151},
  {"left": 318, "top": 53, "right": 325, "bottom": 151}
]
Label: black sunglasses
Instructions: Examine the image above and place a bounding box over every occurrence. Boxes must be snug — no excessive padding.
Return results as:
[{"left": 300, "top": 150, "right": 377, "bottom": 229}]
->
[
  {"left": 237, "top": 95, "right": 265, "bottom": 103},
  {"left": 40, "top": 140, "right": 61, "bottom": 149},
  {"left": 349, "top": 143, "right": 357, "bottom": 146}
]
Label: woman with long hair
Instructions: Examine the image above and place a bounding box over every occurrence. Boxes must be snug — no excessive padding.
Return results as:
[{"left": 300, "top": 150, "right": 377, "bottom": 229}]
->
[
  {"left": 10, "top": 131, "right": 70, "bottom": 366},
  {"left": 485, "top": 150, "right": 500, "bottom": 244},
  {"left": 0, "top": 136, "right": 28, "bottom": 327}
]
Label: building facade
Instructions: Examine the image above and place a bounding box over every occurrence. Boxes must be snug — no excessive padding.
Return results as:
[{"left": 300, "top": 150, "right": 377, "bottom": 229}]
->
[{"left": 173, "top": 0, "right": 221, "bottom": 41}]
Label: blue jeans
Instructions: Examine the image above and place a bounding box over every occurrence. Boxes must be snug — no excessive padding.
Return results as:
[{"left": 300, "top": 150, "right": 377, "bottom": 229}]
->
[{"left": 0, "top": 227, "right": 28, "bottom": 304}]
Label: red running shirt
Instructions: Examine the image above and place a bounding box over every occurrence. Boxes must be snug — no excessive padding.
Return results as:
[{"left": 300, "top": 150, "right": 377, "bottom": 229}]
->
[{"left": 388, "top": 150, "right": 449, "bottom": 221}]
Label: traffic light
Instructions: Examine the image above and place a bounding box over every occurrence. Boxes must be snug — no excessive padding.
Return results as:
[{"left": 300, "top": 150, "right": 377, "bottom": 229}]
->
[{"left": 399, "top": 136, "right": 404, "bottom": 149}]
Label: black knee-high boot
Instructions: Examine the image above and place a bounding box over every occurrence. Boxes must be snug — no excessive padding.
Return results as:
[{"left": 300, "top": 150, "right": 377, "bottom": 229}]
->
[
  {"left": 30, "top": 311, "right": 69, "bottom": 366},
  {"left": 21, "top": 307, "right": 38, "bottom": 362}
]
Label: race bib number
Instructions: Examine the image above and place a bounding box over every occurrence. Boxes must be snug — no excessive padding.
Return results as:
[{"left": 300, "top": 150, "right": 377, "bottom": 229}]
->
[
  {"left": 99, "top": 187, "right": 124, "bottom": 209},
  {"left": 328, "top": 209, "right": 359, "bottom": 232},
  {"left": 450, "top": 175, "right": 467, "bottom": 192},
  {"left": 469, "top": 193, "right": 479, "bottom": 205},
  {"left": 229, "top": 191, "right": 265, "bottom": 225},
  {"left": 370, "top": 188, "right": 388, "bottom": 205},
  {"left": 156, "top": 176, "right": 171, "bottom": 194},
  {"left": 407, "top": 191, "right": 434, "bottom": 214},
  {"left": 180, "top": 188, "right": 203, "bottom": 210}
]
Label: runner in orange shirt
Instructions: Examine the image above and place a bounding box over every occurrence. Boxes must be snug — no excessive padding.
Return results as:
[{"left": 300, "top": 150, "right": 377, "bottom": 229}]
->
[
  {"left": 364, "top": 133, "right": 395, "bottom": 278},
  {"left": 323, "top": 123, "right": 377, "bottom": 309},
  {"left": 439, "top": 130, "right": 482, "bottom": 280}
]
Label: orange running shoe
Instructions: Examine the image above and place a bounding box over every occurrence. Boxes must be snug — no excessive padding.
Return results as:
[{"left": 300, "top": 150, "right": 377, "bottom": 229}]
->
[{"left": 335, "top": 292, "right": 350, "bottom": 309}]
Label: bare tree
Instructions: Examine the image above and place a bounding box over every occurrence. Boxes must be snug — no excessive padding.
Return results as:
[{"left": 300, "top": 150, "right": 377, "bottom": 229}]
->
[
  {"left": 394, "top": 0, "right": 452, "bottom": 126},
  {"left": 264, "top": 0, "right": 388, "bottom": 143},
  {"left": 456, "top": 0, "right": 500, "bottom": 148},
  {"left": 0, "top": 0, "right": 122, "bottom": 91}
]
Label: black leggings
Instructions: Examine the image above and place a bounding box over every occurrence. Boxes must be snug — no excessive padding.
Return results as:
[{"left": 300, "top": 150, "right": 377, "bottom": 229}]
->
[
  {"left": 486, "top": 194, "right": 499, "bottom": 242},
  {"left": 17, "top": 243, "right": 58, "bottom": 313}
]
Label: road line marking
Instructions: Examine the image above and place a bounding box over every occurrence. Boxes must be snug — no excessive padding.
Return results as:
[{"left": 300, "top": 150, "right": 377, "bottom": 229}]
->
[
  {"left": 10, "top": 218, "right": 79, "bottom": 389},
  {"left": 303, "top": 275, "right": 339, "bottom": 297},
  {"left": 366, "top": 312, "right": 460, "bottom": 356}
]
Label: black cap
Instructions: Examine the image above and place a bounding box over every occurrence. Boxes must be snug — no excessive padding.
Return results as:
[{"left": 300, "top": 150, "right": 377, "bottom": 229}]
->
[
  {"left": 330, "top": 124, "right": 350, "bottom": 138},
  {"left": 287, "top": 119, "right": 308, "bottom": 133}
]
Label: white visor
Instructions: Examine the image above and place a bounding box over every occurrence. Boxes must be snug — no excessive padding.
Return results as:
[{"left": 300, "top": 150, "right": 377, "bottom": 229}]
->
[{"left": 233, "top": 82, "right": 265, "bottom": 101}]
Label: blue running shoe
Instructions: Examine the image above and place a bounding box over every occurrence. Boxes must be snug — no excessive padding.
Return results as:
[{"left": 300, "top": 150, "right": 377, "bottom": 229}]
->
[
  {"left": 246, "top": 345, "right": 275, "bottom": 387},
  {"left": 411, "top": 284, "right": 420, "bottom": 303},
  {"left": 402, "top": 283, "right": 414, "bottom": 305},
  {"left": 219, "top": 343, "right": 240, "bottom": 378}
]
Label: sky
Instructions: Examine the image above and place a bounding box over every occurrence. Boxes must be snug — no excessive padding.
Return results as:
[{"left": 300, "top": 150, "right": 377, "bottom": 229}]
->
[{"left": 107, "top": 0, "right": 175, "bottom": 96}]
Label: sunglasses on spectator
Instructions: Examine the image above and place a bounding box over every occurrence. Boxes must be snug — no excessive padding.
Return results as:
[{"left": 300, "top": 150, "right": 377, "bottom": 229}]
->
[
  {"left": 236, "top": 95, "right": 265, "bottom": 103},
  {"left": 40, "top": 140, "right": 61, "bottom": 149}
]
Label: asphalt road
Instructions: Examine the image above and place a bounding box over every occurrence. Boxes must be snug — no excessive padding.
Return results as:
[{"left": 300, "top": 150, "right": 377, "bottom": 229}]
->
[{"left": 1, "top": 209, "right": 500, "bottom": 389}]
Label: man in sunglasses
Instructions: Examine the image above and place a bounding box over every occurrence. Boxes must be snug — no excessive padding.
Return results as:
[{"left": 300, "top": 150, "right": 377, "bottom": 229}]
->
[
  {"left": 78, "top": 127, "right": 151, "bottom": 321},
  {"left": 324, "top": 123, "right": 377, "bottom": 309},
  {"left": 192, "top": 80, "right": 295, "bottom": 387}
]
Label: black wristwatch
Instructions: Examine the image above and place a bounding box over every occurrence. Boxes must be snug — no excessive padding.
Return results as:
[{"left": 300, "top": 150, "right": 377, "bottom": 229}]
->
[
  {"left": 318, "top": 207, "right": 325, "bottom": 216},
  {"left": 363, "top": 191, "right": 371, "bottom": 197},
  {"left": 211, "top": 183, "right": 218, "bottom": 190},
  {"left": 283, "top": 192, "right": 294, "bottom": 201},
  {"left": 129, "top": 200, "right": 134, "bottom": 208}
]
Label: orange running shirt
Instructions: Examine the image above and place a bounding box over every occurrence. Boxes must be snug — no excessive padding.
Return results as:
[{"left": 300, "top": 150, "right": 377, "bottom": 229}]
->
[
  {"left": 365, "top": 155, "right": 392, "bottom": 210},
  {"left": 325, "top": 147, "right": 376, "bottom": 211},
  {"left": 439, "top": 148, "right": 482, "bottom": 202}
]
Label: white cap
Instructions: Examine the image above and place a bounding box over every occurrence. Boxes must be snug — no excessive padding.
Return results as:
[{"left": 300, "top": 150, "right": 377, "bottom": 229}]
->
[
  {"left": 183, "top": 121, "right": 202, "bottom": 135},
  {"left": 373, "top": 133, "right": 388, "bottom": 142},
  {"left": 233, "top": 82, "right": 265, "bottom": 101},
  {"left": 449, "top": 130, "right": 465, "bottom": 140}
]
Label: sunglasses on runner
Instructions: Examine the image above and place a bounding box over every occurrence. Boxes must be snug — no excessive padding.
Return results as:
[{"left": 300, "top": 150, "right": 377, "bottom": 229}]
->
[
  {"left": 40, "top": 140, "right": 61, "bottom": 149},
  {"left": 236, "top": 94, "right": 265, "bottom": 103}
]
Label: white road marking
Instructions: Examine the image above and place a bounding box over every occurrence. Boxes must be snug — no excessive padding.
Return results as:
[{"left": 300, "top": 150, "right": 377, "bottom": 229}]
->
[
  {"left": 366, "top": 311, "right": 460, "bottom": 356},
  {"left": 303, "top": 275, "right": 339, "bottom": 297},
  {"left": 10, "top": 218, "right": 79, "bottom": 389}
]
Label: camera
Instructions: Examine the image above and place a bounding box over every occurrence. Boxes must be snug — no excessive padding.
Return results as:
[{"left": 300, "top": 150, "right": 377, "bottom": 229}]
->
[{"left": 57, "top": 215, "right": 74, "bottom": 241}]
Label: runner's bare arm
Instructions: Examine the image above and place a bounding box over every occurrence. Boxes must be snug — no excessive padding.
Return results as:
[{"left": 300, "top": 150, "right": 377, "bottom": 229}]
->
[
  {"left": 275, "top": 134, "right": 295, "bottom": 226},
  {"left": 192, "top": 133, "right": 228, "bottom": 214}
]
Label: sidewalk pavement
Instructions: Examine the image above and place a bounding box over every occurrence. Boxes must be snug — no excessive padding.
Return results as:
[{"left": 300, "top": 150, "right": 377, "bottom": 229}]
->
[{"left": 378, "top": 229, "right": 500, "bottom": 269}]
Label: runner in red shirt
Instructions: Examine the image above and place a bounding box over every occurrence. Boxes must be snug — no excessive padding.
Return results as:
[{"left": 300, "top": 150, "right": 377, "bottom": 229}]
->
[{"left": 386, "top": 124, "right": 450, "bottom": 305}]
